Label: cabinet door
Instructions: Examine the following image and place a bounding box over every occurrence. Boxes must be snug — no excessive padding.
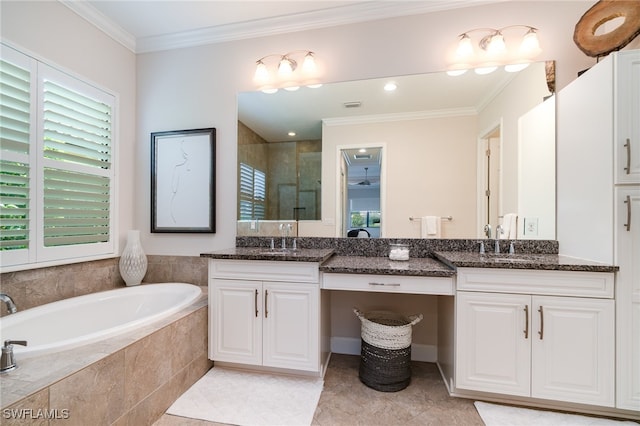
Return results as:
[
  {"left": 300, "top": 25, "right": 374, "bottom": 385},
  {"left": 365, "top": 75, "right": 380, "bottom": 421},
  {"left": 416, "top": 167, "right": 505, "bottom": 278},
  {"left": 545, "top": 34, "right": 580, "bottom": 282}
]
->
[
  {"left": 531, "top": 296, "right": 615, "bottom": 407},
  {"left": 616, "top": 187, "right": 640, "bottom": 410},
  {"left": 263, "top": 282, "right": 319, "bottom": 371},
  {"left": 616, "top": 50, "right": 640, "bottom": 184},
  {"left": 210, "top": 279, "right": 262, "bottom": 365},
  {"left": 456, "top": 292, "right": 531, "bottom": 396}
]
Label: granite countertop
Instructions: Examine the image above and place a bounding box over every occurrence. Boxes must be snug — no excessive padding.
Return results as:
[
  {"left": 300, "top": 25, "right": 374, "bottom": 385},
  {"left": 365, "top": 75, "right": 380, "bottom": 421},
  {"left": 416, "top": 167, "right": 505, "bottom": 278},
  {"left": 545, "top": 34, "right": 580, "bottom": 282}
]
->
[
  {"left": 201, "top": 247, "right": 335, "bottom": 263},
  {"left": 433, "top": 251, "right": 619, "bottom": 273},
  {"left": 319, "top": 255, "right": 456, "bottom": 277}
]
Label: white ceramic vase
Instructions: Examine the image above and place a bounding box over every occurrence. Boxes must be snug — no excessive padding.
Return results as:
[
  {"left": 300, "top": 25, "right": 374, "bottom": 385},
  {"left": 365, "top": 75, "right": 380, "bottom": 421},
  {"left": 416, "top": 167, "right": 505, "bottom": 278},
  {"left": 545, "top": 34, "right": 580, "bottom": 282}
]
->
[{"left": 119, "top": 230, "right": 148, "bottom": 286}]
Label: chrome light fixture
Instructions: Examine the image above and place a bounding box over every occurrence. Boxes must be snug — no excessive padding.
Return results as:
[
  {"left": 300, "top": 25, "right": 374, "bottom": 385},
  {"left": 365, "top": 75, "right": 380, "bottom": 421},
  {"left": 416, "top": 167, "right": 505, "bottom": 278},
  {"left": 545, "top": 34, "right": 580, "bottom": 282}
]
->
[
  {"left": 254, "top": 50, "right": 320, "bottom": 93},
  {"left": 448, "top": 25, "right": 541, "bottom": 76}
]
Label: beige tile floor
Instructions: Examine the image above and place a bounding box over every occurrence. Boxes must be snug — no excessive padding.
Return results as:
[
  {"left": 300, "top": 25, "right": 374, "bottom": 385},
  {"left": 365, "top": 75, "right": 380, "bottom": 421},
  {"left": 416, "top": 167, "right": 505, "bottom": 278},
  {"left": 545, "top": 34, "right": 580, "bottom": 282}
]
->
[{"left": 154, "top": 354, "right": 484, "bottom": 426}]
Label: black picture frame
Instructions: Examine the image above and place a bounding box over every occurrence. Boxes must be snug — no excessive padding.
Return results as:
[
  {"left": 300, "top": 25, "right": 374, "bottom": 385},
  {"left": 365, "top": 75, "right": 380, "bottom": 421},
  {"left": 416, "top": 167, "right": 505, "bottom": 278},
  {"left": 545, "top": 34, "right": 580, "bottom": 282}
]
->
[{"left": 151, "top": 128, "right": 216, "bottom": 233}]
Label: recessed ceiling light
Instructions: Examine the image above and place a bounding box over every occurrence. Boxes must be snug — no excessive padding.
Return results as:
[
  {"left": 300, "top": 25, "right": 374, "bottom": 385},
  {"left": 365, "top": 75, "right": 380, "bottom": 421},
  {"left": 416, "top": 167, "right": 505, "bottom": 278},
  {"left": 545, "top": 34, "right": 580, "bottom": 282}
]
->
[
  {"left": 288, "top": 131, "right": 296, "bottom": 137},
  {"left": 359, "top": 148, "right": 367, "bottom": 153},
  {"left": 384, "top": 82, "right": 397, "bottom": 91}
]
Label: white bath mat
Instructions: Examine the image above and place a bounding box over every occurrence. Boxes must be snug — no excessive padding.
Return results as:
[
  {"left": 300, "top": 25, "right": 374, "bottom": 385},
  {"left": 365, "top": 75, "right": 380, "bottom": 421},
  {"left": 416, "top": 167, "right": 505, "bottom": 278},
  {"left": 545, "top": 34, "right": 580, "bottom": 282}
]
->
[
  {"left": 474, "top": 401, "right": 637, "bottom": 425},
  {"left": 167, "top": 367, "right": 323, "bottom": 426}
]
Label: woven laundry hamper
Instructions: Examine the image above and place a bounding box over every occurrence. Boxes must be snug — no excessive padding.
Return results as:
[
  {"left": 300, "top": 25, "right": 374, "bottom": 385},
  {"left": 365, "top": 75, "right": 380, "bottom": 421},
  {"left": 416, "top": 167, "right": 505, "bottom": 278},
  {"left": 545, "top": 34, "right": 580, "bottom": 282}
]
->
[{"left": 354, "top": 308, "right": 423, "bottom": 392}]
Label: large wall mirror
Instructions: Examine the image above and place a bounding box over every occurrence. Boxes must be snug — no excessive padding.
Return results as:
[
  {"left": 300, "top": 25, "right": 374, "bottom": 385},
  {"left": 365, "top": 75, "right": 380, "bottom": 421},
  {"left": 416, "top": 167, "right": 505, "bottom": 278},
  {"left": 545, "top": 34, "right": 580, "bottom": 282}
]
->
[{"left": 238, "top": 61, "right": 556, "bottom": 240}]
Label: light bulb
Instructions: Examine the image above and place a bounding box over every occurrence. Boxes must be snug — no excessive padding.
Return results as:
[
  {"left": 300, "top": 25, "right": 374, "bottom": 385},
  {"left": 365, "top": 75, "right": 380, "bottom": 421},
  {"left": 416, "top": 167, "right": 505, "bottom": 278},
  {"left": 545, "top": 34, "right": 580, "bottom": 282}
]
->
[
  {"left": 487, "top": 32, "right": 506, "bottom": 55},
  {"left": 278, "top": 57, "right": 295, "bottom": 76},
  {"left": 520, "top": 28, "right": 540, "bottom": 56},
  {"left": 456, "top": 34, "right": 474, "bottom": 59},
  {"left": 254, "top": 61, "right": 269, "bottom": 83},
  {"left": 302, "top": 52, "right": 317, "bottom": 74}
]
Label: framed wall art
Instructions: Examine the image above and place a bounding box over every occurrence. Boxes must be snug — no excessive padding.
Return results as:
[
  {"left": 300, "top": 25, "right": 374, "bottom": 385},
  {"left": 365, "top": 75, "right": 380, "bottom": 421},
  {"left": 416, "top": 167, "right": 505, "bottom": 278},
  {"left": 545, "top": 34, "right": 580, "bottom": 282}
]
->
[{"left": 151, "top": 128, "right": 216, "bottom": 233}]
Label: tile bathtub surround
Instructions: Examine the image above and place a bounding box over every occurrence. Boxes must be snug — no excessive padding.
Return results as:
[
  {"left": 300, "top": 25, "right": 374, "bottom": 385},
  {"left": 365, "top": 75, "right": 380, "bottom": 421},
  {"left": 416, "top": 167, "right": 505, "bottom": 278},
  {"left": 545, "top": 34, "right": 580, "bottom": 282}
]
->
[
  {"left": 1, "top": 291, "right": 212, "bottom": 426},
  {"left": 0, "top": 255, "right": 208, "bottom": 316},
  {"left": 236, "top": 236, "right": 560, "bottom": 257}
]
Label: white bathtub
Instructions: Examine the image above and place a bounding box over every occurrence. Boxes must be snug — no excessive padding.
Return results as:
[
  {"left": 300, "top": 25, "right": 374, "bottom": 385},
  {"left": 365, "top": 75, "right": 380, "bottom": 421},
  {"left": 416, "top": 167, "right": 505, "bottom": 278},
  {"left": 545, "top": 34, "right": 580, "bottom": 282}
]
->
[{"left": 0, "top": 283, "right": 202, "bottom": 358}]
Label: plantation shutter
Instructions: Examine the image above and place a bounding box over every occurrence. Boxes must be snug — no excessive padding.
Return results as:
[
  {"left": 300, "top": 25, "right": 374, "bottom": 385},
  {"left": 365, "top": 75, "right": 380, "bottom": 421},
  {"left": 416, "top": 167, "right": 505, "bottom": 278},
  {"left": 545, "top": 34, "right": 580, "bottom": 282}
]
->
[
  {"left": 0, "top": 52, "right": 34, "bottom": 262},
  {"left": 254, "top": 169, "right": 266, "bottom": 219},
  {"left": 239, "top": 162, "right": 254, "bottom": 220},
  {"left": 239, "top": 162, "right": 266, "bottom": 220},
  {"left": 41, "top": 74, "right": 112, "bottom": 248},
  {"left": 1, "top": 46, "right": 116, "bottom": 268}
]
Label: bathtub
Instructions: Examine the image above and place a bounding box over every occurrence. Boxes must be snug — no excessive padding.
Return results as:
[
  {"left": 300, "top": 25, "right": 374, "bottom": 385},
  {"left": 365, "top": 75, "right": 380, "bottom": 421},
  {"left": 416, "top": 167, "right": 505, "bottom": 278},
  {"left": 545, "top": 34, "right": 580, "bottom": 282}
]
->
[{"left": 0, "top": 283, "right": 202, "bottom": 358}]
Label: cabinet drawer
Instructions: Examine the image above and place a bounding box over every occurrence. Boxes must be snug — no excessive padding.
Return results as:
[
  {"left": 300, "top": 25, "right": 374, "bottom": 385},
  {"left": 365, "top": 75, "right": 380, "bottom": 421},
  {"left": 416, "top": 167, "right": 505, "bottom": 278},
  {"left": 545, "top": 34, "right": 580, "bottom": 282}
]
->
[
  {"left": 457, "top": 268, "right": 614, "bottom": 298},
  {"left": 322, "top": 273, "right": 453, "bottom": 295},
  {"left": 210, "top": 259, "right": 319, "bottom": 283}
]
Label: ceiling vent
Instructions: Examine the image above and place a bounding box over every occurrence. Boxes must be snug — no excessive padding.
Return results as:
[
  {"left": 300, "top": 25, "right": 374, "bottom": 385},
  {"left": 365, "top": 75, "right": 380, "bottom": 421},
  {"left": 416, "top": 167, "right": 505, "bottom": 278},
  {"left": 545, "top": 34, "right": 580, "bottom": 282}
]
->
[
  {"left": 354, "top": 154, "right": 372, "bottom": 160},
  {"left": 343, "top": 101, "right": 362, "bottom": 108}
]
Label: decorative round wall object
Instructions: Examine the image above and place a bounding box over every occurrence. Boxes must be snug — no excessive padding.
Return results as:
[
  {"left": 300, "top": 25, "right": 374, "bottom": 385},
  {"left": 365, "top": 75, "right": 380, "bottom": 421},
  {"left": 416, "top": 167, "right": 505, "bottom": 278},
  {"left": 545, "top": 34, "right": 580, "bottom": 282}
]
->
[{"left": 574, "top": 0, "right": 640, "bottom": 57}]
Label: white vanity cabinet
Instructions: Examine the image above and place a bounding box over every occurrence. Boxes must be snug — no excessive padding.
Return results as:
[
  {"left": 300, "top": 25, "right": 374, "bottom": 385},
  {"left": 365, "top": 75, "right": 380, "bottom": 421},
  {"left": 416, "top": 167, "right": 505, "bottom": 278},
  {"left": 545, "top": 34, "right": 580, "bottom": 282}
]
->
[
  {"left": 209, "top": 259, "right": 321, "bottom": 373},
  {"left": 455, "top": 268, "right": 615, "bottom": 407}
]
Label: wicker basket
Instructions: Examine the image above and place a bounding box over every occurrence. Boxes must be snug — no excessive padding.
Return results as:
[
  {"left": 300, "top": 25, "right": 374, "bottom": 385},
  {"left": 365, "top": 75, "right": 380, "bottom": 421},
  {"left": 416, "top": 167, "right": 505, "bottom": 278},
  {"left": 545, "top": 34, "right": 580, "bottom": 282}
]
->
[{"left": 354, "top": 308, "right": 423, "bottom": 392}]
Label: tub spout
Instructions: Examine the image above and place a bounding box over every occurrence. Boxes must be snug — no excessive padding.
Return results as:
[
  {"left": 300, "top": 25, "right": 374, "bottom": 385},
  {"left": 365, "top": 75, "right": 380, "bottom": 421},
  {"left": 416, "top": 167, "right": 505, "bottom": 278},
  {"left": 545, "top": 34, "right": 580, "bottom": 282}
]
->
[
  {"left": 1, "top": 340, "right": 27, "bottom": 373},
  {"left": 0, "top": 293, "right": 17, "bottom": 314}
]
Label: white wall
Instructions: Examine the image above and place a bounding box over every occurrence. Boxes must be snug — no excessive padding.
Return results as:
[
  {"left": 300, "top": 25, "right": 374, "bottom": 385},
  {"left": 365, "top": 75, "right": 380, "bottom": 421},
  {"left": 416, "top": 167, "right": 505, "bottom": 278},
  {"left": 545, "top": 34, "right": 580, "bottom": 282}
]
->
[
  {"left": 0, "top": 0, "right": 137, "bottom": 254},
  {"left": 323, "top": 114, "right": 478, "bottom": 238}
]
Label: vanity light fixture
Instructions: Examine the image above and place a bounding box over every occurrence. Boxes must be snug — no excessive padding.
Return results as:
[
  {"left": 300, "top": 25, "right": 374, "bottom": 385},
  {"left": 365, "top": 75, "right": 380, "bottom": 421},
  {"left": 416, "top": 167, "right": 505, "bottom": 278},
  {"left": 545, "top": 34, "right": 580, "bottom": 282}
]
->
[
  {"left": 254, "top": 50, "right": 320, "bottom": 93},
  {"left": 447, "top": 25, "right": 541, "bottom": 76}
]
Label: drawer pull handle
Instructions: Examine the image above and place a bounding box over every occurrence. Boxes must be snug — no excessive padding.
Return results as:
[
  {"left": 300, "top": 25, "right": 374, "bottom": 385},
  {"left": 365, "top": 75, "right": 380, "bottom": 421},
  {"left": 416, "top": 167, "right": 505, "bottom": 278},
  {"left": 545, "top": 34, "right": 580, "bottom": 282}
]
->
[
  {"left": 538, "top": 306, "right": 544, "bottom": 340},
  {"left": 369, "top": 282, "right": 401, "bottom": 287},
  {"left": 524, "top": 305, "right": 529, "bottom": 339},
  {"left": 624, "top": 195, "right": 631, "bottom": 231},
  {"left": 254, "top": 289, "right": 258, "bottom": 317},
  {"left": 624, "top": 138, "right": 631, "bottom": 175}
]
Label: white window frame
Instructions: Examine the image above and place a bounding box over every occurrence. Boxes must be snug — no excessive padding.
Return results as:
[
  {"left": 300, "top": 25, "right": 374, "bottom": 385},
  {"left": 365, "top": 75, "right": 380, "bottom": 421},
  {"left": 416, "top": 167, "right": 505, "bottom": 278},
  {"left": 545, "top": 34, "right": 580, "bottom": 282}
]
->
[{"left": 1, "top": 44, "right": 117, "bottom": 270}]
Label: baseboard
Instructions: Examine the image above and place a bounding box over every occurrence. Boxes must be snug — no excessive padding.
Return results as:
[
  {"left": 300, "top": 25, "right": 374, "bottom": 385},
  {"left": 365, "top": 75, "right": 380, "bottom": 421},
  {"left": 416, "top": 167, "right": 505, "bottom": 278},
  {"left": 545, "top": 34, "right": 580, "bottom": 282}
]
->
[{"left": 330, "top": 337, "right": 437, "bottom": 363}]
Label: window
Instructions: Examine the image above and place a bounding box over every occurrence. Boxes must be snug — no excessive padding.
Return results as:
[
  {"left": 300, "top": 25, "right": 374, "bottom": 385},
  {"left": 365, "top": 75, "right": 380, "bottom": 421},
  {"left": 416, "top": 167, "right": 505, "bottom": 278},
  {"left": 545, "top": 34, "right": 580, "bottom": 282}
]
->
[
  {"left": 239, "top": 162, "right": 265, "bottom": 220},
  {"left": 349, "top": 210, "right": 381, "bottom": 228},
  {"left": 1, "top": 45, "right": 116, "bottom": 268}
]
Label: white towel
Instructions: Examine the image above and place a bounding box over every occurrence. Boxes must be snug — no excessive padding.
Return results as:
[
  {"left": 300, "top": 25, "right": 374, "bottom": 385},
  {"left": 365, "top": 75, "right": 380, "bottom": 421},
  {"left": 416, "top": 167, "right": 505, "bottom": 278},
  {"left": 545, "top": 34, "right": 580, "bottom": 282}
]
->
[
  {"left": 501, "top": 213, "right": 518, "bottom": 239},
  {"left": 421, "top": 216, "right": 441, "bottom": 238}
]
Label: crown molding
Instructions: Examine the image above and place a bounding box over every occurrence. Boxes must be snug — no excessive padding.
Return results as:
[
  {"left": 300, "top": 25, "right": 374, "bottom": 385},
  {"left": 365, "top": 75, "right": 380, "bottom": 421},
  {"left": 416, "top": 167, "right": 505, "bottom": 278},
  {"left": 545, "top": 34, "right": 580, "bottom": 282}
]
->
[
  {"left": 61, "top": 0, "right": 501, "bottom": 54},
  {"left": 322, "top": 108, "right": 478, "bottom": 127},
  {"left": 59, "top": 0, "right": 137, "bottom": 53}
]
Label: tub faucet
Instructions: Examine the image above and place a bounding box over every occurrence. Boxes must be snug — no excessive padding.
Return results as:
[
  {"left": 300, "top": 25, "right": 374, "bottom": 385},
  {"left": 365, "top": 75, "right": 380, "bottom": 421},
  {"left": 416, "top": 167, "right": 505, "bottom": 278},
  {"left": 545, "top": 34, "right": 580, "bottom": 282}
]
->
[
  {"left": 0, "top": 294, "right": 17, "bottom": 314},
  {"left": 494, "top": 225, "right": 504, "bottom": 253},
  {"left": 1, "top": 340, "right": 27, "bottom": 373}
]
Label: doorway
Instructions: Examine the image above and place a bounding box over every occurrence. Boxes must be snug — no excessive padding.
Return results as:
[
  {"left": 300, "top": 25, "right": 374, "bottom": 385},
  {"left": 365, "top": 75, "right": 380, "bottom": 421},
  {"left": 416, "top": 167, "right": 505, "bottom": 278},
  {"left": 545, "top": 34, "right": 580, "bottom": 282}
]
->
[
  {"left": 337, "top": 146, "right": 384, "bottom": 238},
  {"left": 478, "top": 125, "right": 502, "bottom": 238}
]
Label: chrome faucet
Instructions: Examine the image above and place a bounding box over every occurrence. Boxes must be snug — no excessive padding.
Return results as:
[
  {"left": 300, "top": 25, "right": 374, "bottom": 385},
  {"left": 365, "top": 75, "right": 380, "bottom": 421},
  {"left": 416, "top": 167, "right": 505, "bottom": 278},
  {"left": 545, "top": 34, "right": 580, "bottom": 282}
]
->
[
  {"left": 1, "top": 340, "right": 28, "bottom": 373},
  {"left": 279, "top": 223, "right": 292, "bottom": 250},
  {"left": 494, "top": 225, "right": 504, "bottom": 253},
  {"left": 0, "top": 294, "right": 17, "bottom": 314},
  {"left": 483, "top": 224, "right": 492, "bottom": 239}
]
